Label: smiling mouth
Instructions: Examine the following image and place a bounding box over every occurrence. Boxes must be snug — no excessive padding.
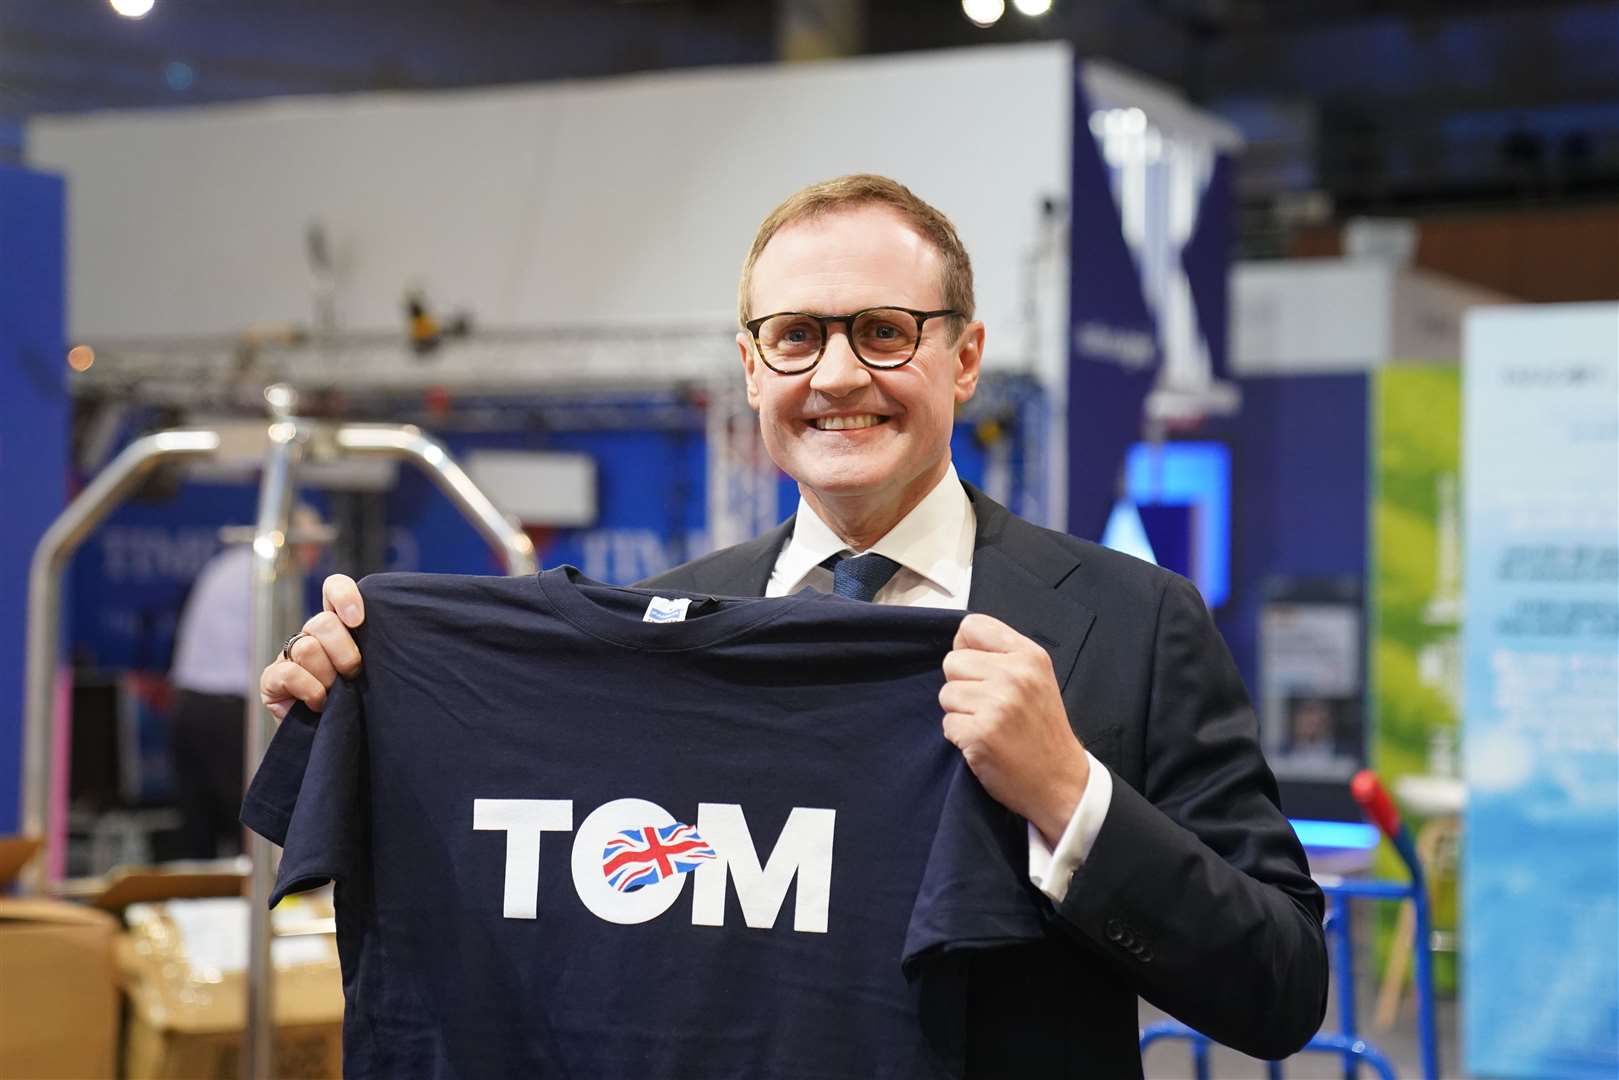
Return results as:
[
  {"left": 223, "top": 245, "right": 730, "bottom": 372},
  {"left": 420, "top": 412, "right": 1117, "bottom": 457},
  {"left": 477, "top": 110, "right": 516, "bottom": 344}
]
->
[{"left": 808, "top": 414, "right": 890, "bottom": 431}]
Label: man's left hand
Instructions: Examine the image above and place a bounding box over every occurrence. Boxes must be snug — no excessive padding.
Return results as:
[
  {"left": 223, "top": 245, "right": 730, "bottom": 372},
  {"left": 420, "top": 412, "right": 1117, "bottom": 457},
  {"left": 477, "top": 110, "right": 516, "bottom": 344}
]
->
[{"left": 939, "top": 613, "right": 1090, "bottom": 845}]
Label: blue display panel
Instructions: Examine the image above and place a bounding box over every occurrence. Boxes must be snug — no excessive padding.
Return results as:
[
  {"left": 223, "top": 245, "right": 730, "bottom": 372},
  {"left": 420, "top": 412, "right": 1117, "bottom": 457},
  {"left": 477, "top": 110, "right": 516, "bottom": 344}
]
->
[
  {"left": 1289, "top": 818, "right": 1379, "bottom": 851},
  {"left": 1111, "top": 440, "right": 1231, "bottom": 608}
]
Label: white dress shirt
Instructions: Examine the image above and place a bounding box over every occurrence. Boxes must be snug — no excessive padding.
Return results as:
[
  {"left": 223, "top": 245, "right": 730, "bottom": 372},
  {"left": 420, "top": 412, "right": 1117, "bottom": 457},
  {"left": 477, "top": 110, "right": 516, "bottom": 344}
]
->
[
  {"left": 170, "top": 543, "right": 255, "bottom": 696},
  {"left": 766, "top": 464, "right": 1114, "bottom": 904}
]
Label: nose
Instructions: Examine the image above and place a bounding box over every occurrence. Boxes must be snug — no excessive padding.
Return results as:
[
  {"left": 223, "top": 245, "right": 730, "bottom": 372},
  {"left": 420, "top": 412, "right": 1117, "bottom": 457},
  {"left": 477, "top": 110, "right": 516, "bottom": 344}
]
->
[{"left": 808, "top": 326, "right": 871, "bottom": 397}]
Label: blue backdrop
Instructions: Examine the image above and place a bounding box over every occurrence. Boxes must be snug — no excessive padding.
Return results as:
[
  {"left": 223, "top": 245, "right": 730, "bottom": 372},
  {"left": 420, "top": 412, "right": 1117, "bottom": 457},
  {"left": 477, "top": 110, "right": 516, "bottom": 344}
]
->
[{"left": 0, "top": 167, "right": 67, "bottom": 834}]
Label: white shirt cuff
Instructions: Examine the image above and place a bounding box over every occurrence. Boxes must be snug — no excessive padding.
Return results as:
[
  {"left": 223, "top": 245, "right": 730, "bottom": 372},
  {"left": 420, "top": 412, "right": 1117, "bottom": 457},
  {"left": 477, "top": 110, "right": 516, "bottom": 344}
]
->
[{"left": 1027, "top": 751, "right": 1114, "bottom": 904}]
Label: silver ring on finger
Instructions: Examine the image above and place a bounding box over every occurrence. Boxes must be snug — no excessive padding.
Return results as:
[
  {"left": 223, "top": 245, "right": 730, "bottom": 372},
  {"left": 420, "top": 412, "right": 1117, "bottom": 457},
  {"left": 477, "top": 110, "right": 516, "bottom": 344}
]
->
[{"left": 281, "top": 630, "right": 313, "bottom": 662}]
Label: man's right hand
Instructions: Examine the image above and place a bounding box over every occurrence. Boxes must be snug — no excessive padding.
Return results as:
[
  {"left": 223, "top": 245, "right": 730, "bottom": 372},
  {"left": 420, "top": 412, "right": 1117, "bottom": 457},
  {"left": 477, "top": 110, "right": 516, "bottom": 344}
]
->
[{"left": 258, "top": 574, "right": 367, "bottom": 720}]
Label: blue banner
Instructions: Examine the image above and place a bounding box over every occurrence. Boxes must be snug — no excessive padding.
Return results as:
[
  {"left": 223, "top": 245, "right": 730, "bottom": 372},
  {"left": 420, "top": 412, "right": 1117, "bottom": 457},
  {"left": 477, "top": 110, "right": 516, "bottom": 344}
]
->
[
  {"left": 0, "top": 167, "right": 67, "bottom": 833},
  {"left": 1067, "top": 71, "right": 1234, "bottom": 543},
  {"left": 68, "top": 482, "right": 262, "bottom": 670},
  {"left": 1066, "top": 74, "right": 1160, "bottom": 543}
]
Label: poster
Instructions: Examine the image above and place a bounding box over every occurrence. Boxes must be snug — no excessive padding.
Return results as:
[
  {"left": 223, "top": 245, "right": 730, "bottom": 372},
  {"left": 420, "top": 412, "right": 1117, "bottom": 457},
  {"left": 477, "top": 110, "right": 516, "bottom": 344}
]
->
[
  {"left": 1260, "top": 594, "right": 1363, "bottom": 780},
  {"left": 1462, "top": 303, "right": 1619, "bottom": 1078}
]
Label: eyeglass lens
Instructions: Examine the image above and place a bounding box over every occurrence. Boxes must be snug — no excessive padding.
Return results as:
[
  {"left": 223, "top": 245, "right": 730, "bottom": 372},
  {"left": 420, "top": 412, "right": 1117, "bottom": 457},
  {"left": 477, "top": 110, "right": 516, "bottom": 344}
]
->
[{"left": 756, "top": 309, "right": 921, "bottom": 371}]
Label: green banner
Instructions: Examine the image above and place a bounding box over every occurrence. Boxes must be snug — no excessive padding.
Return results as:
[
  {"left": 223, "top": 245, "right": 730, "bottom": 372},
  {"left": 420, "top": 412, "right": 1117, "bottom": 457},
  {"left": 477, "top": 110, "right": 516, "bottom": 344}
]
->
[
  {"left": 1370, "top": 363, "right": 1463, "bottom": 997},
  {"left": 1373, "top": 365, "right": 1462, "bottom": 777}
]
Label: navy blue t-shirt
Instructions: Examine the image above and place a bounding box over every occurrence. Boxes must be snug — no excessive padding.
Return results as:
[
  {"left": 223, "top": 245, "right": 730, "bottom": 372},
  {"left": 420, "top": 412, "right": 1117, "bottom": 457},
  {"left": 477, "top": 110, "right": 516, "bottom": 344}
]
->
[{"left": 242, "top": 568, "right": 1045, "bottom": 1078}]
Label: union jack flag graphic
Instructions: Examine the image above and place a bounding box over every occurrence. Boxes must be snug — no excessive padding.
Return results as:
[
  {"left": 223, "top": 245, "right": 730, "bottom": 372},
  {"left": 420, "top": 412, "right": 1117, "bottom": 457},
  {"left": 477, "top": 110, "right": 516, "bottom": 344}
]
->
[{"left": 601, "top": 822, "right": 718, "bottom": 893}]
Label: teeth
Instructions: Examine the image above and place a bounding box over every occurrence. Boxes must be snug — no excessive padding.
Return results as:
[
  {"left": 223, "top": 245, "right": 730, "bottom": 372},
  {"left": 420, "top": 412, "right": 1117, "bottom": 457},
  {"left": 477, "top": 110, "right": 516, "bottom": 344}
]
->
[{"left": 812, "top": 415, "right": 884, "bottom": 431}]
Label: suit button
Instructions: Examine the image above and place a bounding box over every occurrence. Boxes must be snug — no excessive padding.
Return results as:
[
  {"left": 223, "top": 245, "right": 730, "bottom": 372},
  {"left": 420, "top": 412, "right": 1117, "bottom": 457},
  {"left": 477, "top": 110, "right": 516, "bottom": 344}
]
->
[
  {"left": 1105, "top": 919, "right": 1124, "bottom": 942},
  {"left": 1139, "top": 948, "right": 1153, "bottom": 963}
]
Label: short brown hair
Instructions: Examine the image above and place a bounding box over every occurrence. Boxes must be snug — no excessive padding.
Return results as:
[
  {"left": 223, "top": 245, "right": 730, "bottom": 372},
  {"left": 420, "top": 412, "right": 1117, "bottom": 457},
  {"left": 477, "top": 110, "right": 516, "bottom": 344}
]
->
[{"left": 737, "top": 174, "right": 975, "bottom": 331}]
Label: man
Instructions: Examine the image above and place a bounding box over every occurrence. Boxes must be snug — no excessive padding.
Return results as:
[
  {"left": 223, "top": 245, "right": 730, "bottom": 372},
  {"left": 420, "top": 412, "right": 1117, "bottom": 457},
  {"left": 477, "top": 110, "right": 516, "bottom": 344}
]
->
[
  {"left": 260, "top": 175, "right": 1327, "bottom": 1073},
  {"left": 172, "top": 503, "right": 323, "bottom": 857}
]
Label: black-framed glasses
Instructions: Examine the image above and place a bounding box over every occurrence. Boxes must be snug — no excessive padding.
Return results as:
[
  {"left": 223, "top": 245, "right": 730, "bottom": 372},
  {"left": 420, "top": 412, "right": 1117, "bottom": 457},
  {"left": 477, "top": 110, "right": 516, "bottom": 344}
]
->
[{"left": 744, "top": 307, "right": 961, "bottom": 375}]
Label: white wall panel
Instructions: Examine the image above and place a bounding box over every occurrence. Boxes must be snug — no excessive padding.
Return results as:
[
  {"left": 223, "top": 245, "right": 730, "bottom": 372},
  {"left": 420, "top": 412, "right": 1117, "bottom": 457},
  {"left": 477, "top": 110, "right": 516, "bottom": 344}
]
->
[
  {"left": 1232, "top": 258, "right": 1506, "bottom": 373},
  {"left": 28, "top": 44, "right": 1072, "bottom": 383}
]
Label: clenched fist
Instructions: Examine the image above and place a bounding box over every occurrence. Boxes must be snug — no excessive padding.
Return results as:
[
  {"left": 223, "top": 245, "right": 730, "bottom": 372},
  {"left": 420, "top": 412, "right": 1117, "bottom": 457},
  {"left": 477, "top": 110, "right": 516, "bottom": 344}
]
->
[
  {"left": 259, "top": 573, "right": 366, "bottom": 720},
  {"left": 939, "top": 612, "right": 1090, "bottom": 845}
]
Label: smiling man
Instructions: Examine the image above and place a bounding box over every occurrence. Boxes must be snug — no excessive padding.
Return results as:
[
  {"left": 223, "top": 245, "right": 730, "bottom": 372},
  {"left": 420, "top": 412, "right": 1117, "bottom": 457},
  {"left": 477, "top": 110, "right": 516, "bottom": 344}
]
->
[
  {"left": 260, "top": 174, "right": 1327, "bottom": 1074},
  {"left": 740, "top": 198, "right": 978, "bottom": 552}
]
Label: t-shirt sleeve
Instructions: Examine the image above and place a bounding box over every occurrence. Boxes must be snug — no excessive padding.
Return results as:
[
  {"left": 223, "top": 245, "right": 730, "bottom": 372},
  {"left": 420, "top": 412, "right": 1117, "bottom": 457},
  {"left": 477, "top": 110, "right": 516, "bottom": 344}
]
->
[
  {"left": 240, "top": 703, "right": 321, "bottom": 846},
  {"left": 242, "top": 678, "right": 368, "bottom": 907},
  {"left": 901, "top": 763, "right": 1048, "bottom": 978}
]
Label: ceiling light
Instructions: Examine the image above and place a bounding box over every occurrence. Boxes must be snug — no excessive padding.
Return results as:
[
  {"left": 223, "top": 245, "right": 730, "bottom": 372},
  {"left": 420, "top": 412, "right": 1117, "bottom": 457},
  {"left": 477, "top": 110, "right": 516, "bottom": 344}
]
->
[
  {"left": 962, "top": 0, "right": 1005, "bottom": 28},
  {"left": 110, "top": 0, "right": 155, "bottom": 18},
  {"left": 1013, "top": 0, "right": 1053, "bottom": 14}
]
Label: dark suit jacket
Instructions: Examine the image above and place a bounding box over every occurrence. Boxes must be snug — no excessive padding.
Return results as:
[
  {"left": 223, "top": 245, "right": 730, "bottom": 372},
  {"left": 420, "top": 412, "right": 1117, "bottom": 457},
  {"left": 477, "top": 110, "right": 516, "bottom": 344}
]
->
[{"left": 641, "top": 482, "right": 1328, "bottom": 1078}]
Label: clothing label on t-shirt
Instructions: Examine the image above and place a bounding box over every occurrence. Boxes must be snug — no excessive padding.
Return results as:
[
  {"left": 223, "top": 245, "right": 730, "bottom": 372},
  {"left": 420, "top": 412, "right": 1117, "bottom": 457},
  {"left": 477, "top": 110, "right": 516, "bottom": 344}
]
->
[
  {"left": 642, "top": 595, "right": 692, "bottom": 623},
  {"left": 241, "top": 567, "right": 1043, "bottom": 1079}
]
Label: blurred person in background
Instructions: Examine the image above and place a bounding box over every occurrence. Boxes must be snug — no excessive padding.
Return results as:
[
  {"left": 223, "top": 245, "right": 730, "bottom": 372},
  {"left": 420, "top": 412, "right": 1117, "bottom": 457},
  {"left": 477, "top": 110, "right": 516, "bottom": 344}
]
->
[
  {"left": 170, "top": 503, "right": 323, "bottom": 859},
  {"left": 257, "top": 176, "right": 1327, "bottom": 1072}
]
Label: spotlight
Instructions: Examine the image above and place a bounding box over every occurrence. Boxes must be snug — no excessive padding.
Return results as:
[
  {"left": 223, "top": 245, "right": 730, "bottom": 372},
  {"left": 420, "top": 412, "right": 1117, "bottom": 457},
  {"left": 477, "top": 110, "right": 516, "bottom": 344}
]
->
[
  {"left": 1013, "top": 0, "right": 1053, "bottom": 14},
  {"left": 962, "top": 0, "right": 1005, "bottom": 28},
  {"left": 110, "top": 0, "right": 155, "bottom": 18}
]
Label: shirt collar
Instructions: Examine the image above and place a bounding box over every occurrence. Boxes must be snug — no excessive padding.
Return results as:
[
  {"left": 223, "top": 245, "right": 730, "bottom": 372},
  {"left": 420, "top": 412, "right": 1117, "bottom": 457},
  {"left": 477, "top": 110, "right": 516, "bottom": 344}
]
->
[{"left": 776, "top": 463, "right": 973, "bottom": 599}]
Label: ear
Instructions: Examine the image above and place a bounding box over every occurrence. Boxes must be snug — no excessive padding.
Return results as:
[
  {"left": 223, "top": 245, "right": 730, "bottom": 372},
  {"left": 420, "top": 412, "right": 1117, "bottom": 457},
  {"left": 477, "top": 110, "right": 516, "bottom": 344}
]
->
[
  {"left": 952, "top": 320, "right": 985, "bottom": 405},
  {"left": 738, "top": 331, "right": 762, "bottom": 411}
]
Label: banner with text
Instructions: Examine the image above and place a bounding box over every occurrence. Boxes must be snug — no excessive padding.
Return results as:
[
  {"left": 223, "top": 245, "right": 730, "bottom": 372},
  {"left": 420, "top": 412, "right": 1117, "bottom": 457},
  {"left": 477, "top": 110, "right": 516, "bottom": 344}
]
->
[
  {"left": 1067, "top": 71, "right": 1234, "bottom": 543},
  {"left": 1462, "top": 303, "right": 1618, "bottom": 1078}
]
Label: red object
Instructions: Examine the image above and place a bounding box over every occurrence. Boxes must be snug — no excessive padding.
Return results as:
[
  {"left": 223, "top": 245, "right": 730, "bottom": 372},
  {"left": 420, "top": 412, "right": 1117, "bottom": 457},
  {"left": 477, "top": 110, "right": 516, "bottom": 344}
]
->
[
  {"left": 423, "top": 385, "right": 452, "bottom": 419},
  {"left": 522, "top": 525, "right": 555, "bottom": 558},
  {"left": 1351, "top": 770, "right": 1402, "bottom": 838}
]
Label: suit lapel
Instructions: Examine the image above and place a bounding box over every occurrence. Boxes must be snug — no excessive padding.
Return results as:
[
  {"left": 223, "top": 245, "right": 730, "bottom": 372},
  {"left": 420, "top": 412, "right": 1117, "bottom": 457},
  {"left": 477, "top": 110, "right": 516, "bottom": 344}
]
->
[
  {"left": 692, "top": 516, "right": 795, "bottom": 596},
  {"left": 963, "top": 484, "right": 1095, "bottom": 693}
]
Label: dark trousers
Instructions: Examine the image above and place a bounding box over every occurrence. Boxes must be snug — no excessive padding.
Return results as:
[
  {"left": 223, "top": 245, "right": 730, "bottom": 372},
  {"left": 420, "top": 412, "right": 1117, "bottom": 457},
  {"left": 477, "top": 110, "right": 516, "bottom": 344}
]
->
[{"left": 170, "top": 689, "right": 247, "bottom": 860}]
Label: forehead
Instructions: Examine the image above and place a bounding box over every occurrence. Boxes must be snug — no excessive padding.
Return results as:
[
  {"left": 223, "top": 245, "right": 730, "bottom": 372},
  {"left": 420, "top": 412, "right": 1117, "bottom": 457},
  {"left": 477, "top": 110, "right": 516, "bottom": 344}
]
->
[{"left": 749, "top": 204, "right": 945, "bottom": 314}]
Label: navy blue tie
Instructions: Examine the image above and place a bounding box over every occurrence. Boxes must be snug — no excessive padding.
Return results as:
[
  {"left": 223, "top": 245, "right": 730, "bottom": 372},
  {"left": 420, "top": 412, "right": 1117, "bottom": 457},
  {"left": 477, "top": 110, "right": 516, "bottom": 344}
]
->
[{"left": 821, "top": 552, "right": 904, "bottom": 602}]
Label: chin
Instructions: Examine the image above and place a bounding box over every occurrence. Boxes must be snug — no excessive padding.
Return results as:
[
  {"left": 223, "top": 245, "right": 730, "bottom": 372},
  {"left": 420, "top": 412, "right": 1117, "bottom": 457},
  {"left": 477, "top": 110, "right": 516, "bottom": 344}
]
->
[
  {"left": 799, "top": 470, "right": 884, "bottom": 498},
  {"left": 790, "top": 454, "right": 891, "bottom": 494}
]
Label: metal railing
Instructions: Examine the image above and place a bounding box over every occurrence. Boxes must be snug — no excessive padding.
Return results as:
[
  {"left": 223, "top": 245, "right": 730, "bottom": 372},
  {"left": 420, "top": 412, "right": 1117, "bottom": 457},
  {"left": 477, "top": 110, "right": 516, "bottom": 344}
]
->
[{"left": 22, "top": 384, "right": 536, "bottom": 1079}]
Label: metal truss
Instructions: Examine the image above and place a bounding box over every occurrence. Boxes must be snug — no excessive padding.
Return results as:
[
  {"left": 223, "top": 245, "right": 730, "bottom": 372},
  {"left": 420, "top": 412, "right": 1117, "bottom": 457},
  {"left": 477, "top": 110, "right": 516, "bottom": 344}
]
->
[
  {"left": 70, "top": 325, "right": 741, "bottom": 406},
  {"left": 70, "top": 326, "right": 1052, "bottom": 553}
]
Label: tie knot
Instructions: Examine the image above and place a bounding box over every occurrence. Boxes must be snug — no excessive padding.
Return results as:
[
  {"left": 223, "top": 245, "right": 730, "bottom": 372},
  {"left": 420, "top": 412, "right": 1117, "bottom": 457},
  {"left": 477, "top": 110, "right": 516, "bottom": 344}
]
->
[{"left": 821, "top": 552, "right": 904, "bottom": 603}]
